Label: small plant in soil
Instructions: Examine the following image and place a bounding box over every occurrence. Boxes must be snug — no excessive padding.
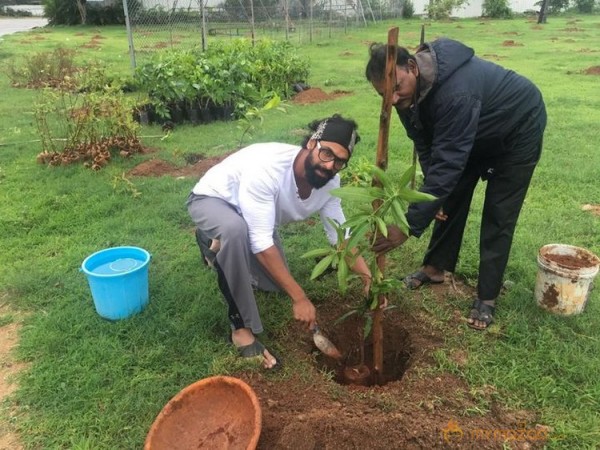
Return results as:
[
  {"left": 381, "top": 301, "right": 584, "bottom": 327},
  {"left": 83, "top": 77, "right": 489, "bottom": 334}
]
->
[
  {"left": 34, "top": 82, "right": 143, "bottom": 170},
  {"left": 303, "top": 164, "right": 435, "bottom": 385}
]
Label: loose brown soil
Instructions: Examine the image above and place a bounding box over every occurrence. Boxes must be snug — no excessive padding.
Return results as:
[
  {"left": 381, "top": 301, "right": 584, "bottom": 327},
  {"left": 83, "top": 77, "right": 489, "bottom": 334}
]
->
[
  {"left": 583, "top": 66, "right": 600, "bottom": 75},
  {"left": 0, "top": 302, "right": 26, "bottom": 450},
  {"left": 128, "top": 153, "right": 231, "bottom": 178},
  {"left": 292, "top": 88, "right": 352, "bottom": 105},
  {"left": 232, "top": 279, "right": 549, "bottom": 449},
  {"left": 544, "top": 252, "right": 600, "bottom": 270}
]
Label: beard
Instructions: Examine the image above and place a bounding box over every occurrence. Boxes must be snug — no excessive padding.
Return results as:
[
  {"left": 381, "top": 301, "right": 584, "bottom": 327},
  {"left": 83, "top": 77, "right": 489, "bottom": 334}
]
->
[{"left": 305, "top": 156, "right": 334, "bottom": 189}]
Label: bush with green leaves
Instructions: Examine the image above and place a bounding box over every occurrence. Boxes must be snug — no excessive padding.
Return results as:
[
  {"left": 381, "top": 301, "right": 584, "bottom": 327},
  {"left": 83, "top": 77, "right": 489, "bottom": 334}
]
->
[
  {"left": 304, "top": 164, "right": 435, "bottom": 307},
  {"left": 135, "top": 39, "right": 309, "bottom": 120},
  {"left": 6, "top": 47, "right": 78, "bottom": 89},
  {"left": 402, "top": 0, "right": 415, "bottom": 18},
  {"left": 573, "top": 0, "right": 596, "bottom": 12},
  {"left": 425, "top": 0, "right": 469, "bottom": 18},
  {"left": 42, "top": 0, "right": 138, "bottom": 25},
  {"left": 482, "top": 0, "right": 513, "bottom": 17}
]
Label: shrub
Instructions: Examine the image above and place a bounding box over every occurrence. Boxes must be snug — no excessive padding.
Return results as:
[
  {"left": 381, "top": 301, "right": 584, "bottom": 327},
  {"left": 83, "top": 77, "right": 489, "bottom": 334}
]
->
[
  {"left": 401, "top": 0, "right": 415, "bottom": 18},
  {"left": 482, "top": 0, "right": 513, "bottom": 17},
  {"left": 135, "top": 40, "right": 309, "bottom": 120},
  {"left": 42, "top": 0, "right": 138, "bottom": 25},
  {"left": 573, "top": 0, "right": 596, "bottom": 12},
  {"left": 6, "top": 47, "right": 78, "bottom": 88},
  {"left": 425, "top": 0, "right": 469, "bottom": 19}
]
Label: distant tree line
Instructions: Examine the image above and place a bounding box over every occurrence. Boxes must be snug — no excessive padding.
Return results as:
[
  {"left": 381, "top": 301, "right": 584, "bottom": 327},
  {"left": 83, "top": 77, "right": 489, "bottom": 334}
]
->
[{"left": 42, "top": 0, "right": 140, "bottom": 25}]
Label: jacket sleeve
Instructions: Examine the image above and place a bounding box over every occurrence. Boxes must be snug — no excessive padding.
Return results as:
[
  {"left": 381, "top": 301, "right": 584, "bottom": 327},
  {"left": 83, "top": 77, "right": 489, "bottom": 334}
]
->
[{"left": 406, "top": 93, "right": 481, "bottom": 237}]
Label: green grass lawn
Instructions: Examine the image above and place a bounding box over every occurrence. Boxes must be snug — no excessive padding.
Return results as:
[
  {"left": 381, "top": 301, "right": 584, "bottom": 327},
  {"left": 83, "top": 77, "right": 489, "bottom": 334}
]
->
[{"left": 1, "top": 15, "right": 600, "bottom": 449}]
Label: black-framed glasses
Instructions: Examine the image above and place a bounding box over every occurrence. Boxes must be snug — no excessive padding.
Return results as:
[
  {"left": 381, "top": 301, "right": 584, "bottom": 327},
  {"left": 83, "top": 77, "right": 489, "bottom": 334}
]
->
[{"left": 316, "top": 141, "right": 348, "bottom": 170}]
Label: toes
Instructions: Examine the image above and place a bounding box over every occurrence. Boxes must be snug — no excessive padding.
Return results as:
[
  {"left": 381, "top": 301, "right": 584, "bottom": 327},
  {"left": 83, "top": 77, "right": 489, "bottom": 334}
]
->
[{"left": 262, "top": 350, "right": 277, "bottom": 369}]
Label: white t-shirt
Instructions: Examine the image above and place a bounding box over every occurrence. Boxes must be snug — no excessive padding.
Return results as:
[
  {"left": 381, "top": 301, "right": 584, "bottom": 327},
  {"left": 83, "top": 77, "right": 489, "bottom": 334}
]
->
[{"left": 192, "top": 143, "right": 346, "bottom": 254}]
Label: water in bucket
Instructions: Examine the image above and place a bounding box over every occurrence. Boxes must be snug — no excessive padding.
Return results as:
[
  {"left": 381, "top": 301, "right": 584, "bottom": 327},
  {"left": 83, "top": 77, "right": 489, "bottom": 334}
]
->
[{"left": 81, "top": 246, "right": 151, "bottom": 320}]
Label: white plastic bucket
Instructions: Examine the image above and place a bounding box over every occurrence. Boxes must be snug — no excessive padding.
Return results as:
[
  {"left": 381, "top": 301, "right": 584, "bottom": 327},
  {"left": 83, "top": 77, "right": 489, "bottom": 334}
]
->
[{"left": 535, "top": 244, "right": 600, "bottom": 315}]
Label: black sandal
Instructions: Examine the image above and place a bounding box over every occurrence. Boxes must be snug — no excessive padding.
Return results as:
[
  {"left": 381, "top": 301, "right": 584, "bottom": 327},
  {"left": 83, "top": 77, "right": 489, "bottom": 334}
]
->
[
  {"left": 403, "top": 270, "right": 444, "bottom": 290},
  {"left": 467, "top": 299, "right": 495, "bottom": 330}
]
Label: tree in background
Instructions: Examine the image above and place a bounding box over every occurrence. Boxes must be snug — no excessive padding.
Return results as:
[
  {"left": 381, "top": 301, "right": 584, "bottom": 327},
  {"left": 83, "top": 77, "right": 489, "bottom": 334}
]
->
[
  {"left": 482, "top": 0, "right": 512, "bottom": 17},
  {"left": 425, "top": 0, "right": 468, "bottom": 19},
  {"left": 43, "top": 0, "right": 137, "bottom": 25},
  {"left": 574, "top": 0, "right": 596, "bottom": 13}
]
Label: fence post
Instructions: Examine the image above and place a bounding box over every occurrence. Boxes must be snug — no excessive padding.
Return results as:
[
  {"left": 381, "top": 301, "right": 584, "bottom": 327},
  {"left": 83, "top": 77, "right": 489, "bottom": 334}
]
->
[
  {"left": 122, "top": 0, "right": 137, "bottom": 74},
  {"left": 200, "top": 0, "right": 207, "bottom": 51}
]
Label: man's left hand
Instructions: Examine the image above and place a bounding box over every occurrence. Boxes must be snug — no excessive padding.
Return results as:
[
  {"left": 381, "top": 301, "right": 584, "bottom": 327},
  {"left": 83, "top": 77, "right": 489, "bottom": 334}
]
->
[{"left": 372, "top": 225, "right": 409, "bottom": 254}]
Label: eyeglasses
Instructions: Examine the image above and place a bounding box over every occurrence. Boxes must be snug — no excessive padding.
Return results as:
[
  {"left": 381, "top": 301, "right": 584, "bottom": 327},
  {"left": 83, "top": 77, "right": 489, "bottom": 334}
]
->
[{"left": 316, "top": 141, "right": 348, "bottom": 171}]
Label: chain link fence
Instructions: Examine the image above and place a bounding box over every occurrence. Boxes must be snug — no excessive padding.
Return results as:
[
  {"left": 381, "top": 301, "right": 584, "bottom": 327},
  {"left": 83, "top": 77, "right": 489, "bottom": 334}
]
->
[{"left": 123, "top": 0, "right": 408, "bottom": 68}]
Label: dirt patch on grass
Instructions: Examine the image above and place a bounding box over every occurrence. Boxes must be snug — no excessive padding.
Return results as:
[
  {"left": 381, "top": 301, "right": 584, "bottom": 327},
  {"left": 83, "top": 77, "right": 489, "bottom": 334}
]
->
[
  {"left": 128, "top": 153, "right": 231, "bottom": 178},
  {"left": 502, "top": 40, "right": 524, "bottom": 47},
  {"left": 292, "top": 88, "right": 353, "bottom": 105},
  {"left": 583, "top": 66, "right": 600, "bottom": 75},
  {"left": 582, "top": 204, "right": 600, "bottom": 216},
  {"left": 0, "top": 302, "right": 26, "bottom": 450}
]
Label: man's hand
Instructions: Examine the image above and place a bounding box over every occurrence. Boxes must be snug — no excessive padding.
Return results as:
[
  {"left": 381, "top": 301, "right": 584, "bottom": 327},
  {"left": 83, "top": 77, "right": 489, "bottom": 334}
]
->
[
  {"left": 292, "top": 297, "right": 316, "bottom": 330},
  {"left": 435, "top": 209, "right": 448, "bottom": 221},
  {"left": 372, "top": 224, "right": 409, "bottom": 254}
]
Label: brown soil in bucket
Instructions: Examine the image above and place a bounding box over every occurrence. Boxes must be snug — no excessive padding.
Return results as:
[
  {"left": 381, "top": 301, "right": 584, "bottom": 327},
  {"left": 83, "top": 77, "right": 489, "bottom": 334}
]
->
[
  {"left": 544, "top": 250, "right": 600, "bottom": 269},
  {"left": 144, "top": 375, "right": 261, "bottom": 450}
]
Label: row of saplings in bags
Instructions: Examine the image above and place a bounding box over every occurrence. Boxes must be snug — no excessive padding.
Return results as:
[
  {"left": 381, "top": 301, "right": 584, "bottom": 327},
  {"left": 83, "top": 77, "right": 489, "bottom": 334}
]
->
[{"left": 133, "top": 40, "right": 309, "bottom": 126}]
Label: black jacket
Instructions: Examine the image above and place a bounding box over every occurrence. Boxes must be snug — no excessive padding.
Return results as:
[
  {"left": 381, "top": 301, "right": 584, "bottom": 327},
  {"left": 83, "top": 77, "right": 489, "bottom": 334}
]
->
[{"left": 400, "top": 38, "right": 546, "bottom": 237}]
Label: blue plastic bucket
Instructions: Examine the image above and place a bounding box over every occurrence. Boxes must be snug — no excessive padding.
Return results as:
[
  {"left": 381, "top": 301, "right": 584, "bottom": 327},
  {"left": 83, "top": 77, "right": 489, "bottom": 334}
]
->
[{"left": 81, "top": 246, "right": 151, "bottom": 320}]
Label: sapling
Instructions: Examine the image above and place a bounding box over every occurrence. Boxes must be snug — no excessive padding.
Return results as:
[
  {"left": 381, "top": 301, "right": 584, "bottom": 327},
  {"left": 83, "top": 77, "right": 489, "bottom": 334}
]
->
[{"left": 302, "top": 163, "right": 435, "bottom": 383}]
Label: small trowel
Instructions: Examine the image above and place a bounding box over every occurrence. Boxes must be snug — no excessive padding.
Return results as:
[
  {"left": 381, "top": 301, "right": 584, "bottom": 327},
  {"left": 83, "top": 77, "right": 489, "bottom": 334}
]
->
[{"left": 312, "top": 324, "right": 342, "bottom": 360}]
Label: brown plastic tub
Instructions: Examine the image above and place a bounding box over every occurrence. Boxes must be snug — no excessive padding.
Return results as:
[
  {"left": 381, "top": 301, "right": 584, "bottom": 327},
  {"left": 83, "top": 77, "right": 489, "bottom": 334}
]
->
[{"left": 145, "top": 376, "right": 262, "bottom": 450}]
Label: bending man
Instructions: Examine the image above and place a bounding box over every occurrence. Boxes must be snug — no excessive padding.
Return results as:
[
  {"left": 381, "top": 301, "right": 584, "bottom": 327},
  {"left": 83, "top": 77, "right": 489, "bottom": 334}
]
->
[
  {"left": 187, "top": 114, "right": 371, "bottom": 368},
  {"left": 366, "top": 38, "right": 546, "bottom": 330}
]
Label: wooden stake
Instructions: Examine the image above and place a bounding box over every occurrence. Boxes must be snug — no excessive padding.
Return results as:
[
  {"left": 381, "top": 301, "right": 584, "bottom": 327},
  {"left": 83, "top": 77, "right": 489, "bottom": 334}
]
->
[{"left": 372, "top": 26, "right": 398, "bottom": 386}]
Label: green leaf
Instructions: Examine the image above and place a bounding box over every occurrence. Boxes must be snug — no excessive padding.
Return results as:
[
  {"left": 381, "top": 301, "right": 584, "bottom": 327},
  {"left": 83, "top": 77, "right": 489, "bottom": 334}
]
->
[
  {"left": 363, "top": 315, "right": 373, "bottom": 338},
  {"left": 398, "top": 164, "right": 417, "bottom": 188},
  {"left": 310, "top": 254, "right": 334, "bottom": 280},
  {"left": 337, "top": 256, "right": 349, "bottom": 294},
  {"left": 398, "top": 188, "right": 437, "bottom": 203},
  {"left": 331, "top": 186, "right": 384, "bottom": 203},
  {"left": 346, "top": 221, "right": 370, "bottom": 250},
  {"left": 262, "top": 94, "right": 281, "bottom": 110},
  {"left": 341, "top": 213, "right": 371, "bottom": 230},
  {"left": 391, "top": 200, "right": 410, "bottom": 235},
  {"left": 371, "top": 166, "right": 392, "bottom": 190},
  {"left": 333, "top": 308, "right": 359, "bottom": 326},
  {"left": 370, "top": 296, "right": 380, "bottom": 310},
  {"left": 301, "top": 247, "right": 335, "bottom": 259},
  {"left": 375, "top": 216, "right": 388, "bottom": 237}
]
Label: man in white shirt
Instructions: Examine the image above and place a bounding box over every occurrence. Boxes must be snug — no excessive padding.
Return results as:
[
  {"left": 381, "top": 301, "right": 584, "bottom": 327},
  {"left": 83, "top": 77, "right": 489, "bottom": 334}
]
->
[{"left": 187, "top": 115, "right": 371, "bottom": 369}]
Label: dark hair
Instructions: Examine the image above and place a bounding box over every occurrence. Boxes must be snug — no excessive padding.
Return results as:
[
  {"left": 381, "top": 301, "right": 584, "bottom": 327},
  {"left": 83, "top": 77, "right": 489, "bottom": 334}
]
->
[
  {"left": 301, "top": 114, "right": 361, "bottom": 151},
  {"left": 365, "top": 43, "right": 416, "bottom": 83}
]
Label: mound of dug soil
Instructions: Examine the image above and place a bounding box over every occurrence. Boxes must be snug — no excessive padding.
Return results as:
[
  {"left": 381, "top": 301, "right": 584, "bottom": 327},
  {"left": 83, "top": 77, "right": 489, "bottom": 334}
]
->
[
  {"left": 233, "top": 279, "right": 550, "bottom": 449},
  {"left": 292, "top": 88, "right": 353, "bottom": 105}
]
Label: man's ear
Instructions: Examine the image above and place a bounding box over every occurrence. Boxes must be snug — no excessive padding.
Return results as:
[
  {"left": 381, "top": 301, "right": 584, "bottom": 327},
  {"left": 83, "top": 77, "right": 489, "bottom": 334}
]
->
[{"left": 409, "top": 60, "right": 419, "bottom": 77}]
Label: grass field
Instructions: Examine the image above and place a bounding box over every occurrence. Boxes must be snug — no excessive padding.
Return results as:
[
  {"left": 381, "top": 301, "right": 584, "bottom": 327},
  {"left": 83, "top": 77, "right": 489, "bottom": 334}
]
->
[{"left": 1, "top": 15, "right": 600, "bottom": 449}]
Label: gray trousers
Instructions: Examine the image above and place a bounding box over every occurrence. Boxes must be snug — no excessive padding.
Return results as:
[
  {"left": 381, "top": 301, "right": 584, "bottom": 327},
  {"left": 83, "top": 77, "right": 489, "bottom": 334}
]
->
[{"left": 187, "top": 194, "right": 284, "bottom": 334}]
